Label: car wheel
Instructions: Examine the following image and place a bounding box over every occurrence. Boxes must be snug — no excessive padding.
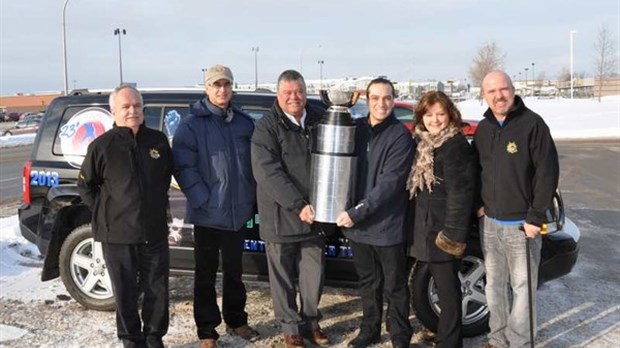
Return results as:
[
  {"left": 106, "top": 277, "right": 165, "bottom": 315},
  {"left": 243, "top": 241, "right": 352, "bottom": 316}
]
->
[
  {"left": 409, "top": 255, "right": 489, "bottom": 337},
  {"left": 3, "top": 131, "right": 11, "bottom": 136},
  {"left": 59, "top": 224, "right": 115, "bottom": 311}
]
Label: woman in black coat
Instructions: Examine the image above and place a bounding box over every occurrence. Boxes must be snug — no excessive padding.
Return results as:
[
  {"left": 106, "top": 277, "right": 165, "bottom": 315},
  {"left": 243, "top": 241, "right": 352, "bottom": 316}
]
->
[{"left": 406, "top": 91, "right": 476, "bottom": 348}]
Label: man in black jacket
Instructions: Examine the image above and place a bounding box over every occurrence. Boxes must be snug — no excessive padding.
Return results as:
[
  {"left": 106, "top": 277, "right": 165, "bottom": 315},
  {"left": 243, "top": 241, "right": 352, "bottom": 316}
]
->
[
  {"left": 336, "top": 78, "right": 415, "bottom": 348},
  {"left": 251, "top": 70, "right": 330, "bottom": 348},
  {"left": 474, "top": 70, "right": 559, "bottom": 348},
  {"left": 78, "top": 85, "right": 173, "bottom": 348}
]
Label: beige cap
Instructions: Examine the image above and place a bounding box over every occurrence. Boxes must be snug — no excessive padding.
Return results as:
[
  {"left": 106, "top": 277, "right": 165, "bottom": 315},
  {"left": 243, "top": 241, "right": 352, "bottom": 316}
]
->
[{"left": 204, "top": 64, "right": 234, "bottom": 84}]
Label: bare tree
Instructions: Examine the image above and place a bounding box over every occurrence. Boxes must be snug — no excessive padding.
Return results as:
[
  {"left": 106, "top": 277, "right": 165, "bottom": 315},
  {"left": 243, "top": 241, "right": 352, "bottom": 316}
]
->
[
  {"left": 469, "top": 41, "right": 506, "bottom": 87},
  {"left": 593, "top": 24, "right": 618, "bottom": 101}
]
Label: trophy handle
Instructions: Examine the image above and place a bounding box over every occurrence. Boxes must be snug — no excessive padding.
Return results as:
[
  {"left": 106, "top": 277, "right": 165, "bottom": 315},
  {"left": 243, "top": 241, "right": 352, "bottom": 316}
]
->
[
  {"left": 319, "top": 90, "right": 332, "bottom": 107},
  {"left": 347, "top": 91, "right": 361, "bottom": 107}
]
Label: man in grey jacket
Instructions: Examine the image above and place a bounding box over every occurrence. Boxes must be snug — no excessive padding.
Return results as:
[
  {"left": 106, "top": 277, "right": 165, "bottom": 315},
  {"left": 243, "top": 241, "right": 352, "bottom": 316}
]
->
[{"left": 251, "top": 70, "right": 330, "bottom": 348}]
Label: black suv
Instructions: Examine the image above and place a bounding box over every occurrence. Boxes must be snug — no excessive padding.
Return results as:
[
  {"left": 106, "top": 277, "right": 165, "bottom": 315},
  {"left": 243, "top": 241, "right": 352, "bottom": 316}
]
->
[{"left": 18, "top": 88, "right": 580, "bottom": 337}]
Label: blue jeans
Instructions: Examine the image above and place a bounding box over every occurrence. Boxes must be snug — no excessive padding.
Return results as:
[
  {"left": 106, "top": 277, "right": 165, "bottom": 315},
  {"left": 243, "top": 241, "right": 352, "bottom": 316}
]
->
[{"left": 480, "top": 217, "right": 542, "bottom": 348}]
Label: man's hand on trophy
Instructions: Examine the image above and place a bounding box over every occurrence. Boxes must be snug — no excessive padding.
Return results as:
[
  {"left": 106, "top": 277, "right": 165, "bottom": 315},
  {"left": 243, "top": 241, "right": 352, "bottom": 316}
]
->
[
  {"left": 299, "top": 205, "right": 315, "bottom": 225},
  {"left": 336, "top": 212, "right": 354, "bottom": 229}
]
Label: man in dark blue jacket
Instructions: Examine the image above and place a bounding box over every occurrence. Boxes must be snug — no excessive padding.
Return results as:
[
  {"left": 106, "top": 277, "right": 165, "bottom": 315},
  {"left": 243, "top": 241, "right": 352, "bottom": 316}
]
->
[
  {"left": 336, "top": 78, "right": 415, "bottom": 348},
  {"left": 173, "top": 65, "right": 258, "bottom": 348}
]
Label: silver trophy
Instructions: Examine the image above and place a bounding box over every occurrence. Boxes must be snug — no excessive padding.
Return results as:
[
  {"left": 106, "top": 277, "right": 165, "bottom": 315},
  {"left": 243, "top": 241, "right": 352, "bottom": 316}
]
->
[{"left": 310, "top": 88, "right": 360, "bottom": 223}]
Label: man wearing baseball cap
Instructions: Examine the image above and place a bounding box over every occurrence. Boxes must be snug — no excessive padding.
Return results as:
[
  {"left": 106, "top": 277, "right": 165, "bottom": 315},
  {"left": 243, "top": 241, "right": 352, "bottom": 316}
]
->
[{"left": 173, "top": 64, "right": 258, "bottom": 348}]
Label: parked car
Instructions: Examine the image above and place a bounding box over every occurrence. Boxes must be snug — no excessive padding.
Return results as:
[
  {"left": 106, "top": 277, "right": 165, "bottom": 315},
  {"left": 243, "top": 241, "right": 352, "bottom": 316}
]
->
[
  {"left": 3, "top": 112, "right": 20, "bottom": 122},
  {"left": 18, "top": 88, "right": 579, "bottom": 337},
  {"left": 2, "top": 117, "right": 42, "bottom": 136},
  {"left": 350, "top": 99, "right": 479, "bottom": 140}
]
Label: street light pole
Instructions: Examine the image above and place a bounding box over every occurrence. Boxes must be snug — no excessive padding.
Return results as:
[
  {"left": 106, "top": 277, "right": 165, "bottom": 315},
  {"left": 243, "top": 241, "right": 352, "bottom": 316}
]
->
[
  {"left": 62, "top": 0, "right": 70, "bottom": 95},
  {"left": 524, "top": 67, "right": 529, "bottom": 96},
  {"left": 570, "top": 30, "right": 577, "bottom": 99},
  {"left": 317, "top": 60, "right": 324, "bottom": 90},
  {"left": 114, "top": 28, "right": 126, "bottom": 84},
  {"left": 252, "top": 46, "right": 259, "bottom": 90},
  {"left": 531, "top": 62, "right": 536, "bottom": 94}
]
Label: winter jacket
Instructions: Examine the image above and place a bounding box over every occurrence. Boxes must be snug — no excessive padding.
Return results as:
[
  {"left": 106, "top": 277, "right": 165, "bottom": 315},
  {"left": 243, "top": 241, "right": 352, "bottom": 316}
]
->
[
  {"left": 78, "top": 125, "right": 173, "bottom": 244},
  {"left": 172, "top": 98, "right": 256, "bottom": 231},
  {"left": 408, "top": 133, "right": 475, "bottom": 262},
  {"left": 343, "top": 115, "right": 415, "bottom": 246},
  {"left": 251, "top": 102, "right": 324, "bottom": 243},
  {"left": 473, "top": 95, "right": 559, "bottom": 226}
]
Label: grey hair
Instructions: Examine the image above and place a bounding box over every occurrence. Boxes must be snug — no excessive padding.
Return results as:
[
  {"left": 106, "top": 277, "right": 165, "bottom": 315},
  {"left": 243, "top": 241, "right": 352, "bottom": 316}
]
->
[
  {"left": 109, "top": 84, "right": 143, "bottom": 109},
  {"left": 276, "top": 70, "right": 306, "bottom": 92}
]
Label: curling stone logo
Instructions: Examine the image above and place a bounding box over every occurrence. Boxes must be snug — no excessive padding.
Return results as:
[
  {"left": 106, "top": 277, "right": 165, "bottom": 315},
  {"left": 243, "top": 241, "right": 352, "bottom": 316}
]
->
[{"left": 59, "top": 107, "right": 113, "bottom": 168}]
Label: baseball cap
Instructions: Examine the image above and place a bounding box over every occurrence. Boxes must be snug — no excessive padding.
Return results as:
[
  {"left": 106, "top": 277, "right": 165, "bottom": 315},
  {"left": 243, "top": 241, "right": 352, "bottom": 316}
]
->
[{"left": 204, "top": 64, "right": 234, "bottom": 85}]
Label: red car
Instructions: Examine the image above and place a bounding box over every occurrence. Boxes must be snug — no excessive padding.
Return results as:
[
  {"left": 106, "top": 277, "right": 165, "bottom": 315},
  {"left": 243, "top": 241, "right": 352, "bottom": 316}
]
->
[{"left": 350, "top": 100, "right": 478, "bottom": 140}]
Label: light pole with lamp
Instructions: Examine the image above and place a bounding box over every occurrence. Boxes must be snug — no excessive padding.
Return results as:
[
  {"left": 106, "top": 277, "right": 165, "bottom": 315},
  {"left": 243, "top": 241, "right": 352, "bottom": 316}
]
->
[
  {"left": 570, "top": 30, "right": 577, "bottom": 99},
  {"left": 62, "top": 0, "right": 71, "bottom": 95},
  {"left": 317, "top": 60, "right": 324, "bottom": 90},
  {"left": 114, "top": 28, "right": 126, "bottom": 84},
  {"left": 531, "top": 62, "right": 535, "bottom": 84},
  {"left": 252, "top": 46, "right": 259, "bottom": 90},
  {"left": 524, "top": 67, "right": 529, "bottom": 96}
]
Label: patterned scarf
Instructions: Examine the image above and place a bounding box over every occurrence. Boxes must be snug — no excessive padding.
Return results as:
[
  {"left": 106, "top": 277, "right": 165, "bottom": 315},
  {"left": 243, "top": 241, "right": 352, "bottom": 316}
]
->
[{"left": 407, "top": 125, "right": 460, "bottom": 198}]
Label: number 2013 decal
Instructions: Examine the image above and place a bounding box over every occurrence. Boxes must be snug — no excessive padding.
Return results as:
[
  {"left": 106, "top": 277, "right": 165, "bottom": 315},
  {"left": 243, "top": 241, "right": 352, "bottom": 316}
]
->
[{"left": 30, "top": 171, "right": 60, "bottom": 187}]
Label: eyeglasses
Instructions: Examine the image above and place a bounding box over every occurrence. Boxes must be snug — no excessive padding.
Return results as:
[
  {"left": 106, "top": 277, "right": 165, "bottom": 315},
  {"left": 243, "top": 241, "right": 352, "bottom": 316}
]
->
[{"left": 208, "top": 82, "right": 233, "bottom": 89}]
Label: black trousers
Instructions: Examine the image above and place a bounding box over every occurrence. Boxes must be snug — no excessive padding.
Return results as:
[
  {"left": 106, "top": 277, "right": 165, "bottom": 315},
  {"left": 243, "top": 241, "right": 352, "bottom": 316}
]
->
[
  {"left": 350, "top": 241, "right": 413, "bottom": 345},
  {"left": 193, "top": 226, "right": 248, "bottom": 340},
  {"left": 102, "top": 239, "right": 170, "bottom": 348},
  {"left": 428, "top": 260, "right": 463, "bottom": 348}
]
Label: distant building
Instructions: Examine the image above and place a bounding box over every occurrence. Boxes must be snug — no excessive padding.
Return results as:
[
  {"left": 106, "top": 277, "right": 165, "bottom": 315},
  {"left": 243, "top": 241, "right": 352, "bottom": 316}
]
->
[{"left": 0, "top": 92, "right": 61, "bottom": 114}]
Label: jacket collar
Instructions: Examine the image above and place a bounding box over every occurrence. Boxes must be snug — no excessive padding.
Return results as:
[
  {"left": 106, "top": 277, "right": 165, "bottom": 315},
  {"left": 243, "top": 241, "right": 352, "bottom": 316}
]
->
[
  {"left": 483, "top": 95, "right": 527, "bottom": 126},
  {"left": 271, "top": 101, "right": 322, "bottom": 131}
]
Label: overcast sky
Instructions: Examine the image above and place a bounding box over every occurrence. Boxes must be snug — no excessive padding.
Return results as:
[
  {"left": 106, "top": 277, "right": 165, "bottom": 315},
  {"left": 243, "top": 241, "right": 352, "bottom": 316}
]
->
[{"left": 0, "top": 0, "right": 617, "bottom": 95}]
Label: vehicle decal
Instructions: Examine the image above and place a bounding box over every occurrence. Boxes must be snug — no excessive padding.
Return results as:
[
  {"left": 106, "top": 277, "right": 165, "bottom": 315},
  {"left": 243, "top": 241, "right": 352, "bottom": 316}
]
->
[
  {"left": 59, "top": 107, "right": 113, "bottom": 168},
  {"left": 30, "top": 170, "right": 60, "bottom": 187}
]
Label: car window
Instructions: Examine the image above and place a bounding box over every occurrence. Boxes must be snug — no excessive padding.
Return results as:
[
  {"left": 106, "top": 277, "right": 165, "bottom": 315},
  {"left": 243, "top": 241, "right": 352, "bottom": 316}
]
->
[
  {"left": 394, "top": 107, "right": 413, "bottom": 122},
  {"left": 241, "top": 106, "right": 270, "bottom": 121},
  {"left": 143, "top": 107, "right": 163, "bottom": 130}
]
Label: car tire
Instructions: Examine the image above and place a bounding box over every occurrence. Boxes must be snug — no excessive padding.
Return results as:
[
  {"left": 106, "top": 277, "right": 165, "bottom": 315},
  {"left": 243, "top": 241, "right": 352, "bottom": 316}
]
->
[
  {"left": 409, "top": 255, "right": 490, "bottom": 337},
  {"left": 59, "top": 224, "right": 115, "bottom": 311},
  {"left": 3, "top": 131, "right": 11, "bottom": 136}
]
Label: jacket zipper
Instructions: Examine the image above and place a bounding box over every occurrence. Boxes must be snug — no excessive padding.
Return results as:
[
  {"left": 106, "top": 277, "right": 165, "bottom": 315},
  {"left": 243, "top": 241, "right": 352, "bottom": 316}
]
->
[
  {"left": 131, "top": 135, "right": 148, "bottom": 243},
  {"left": 492, "top": 126, "right": 501, "bottom": 217}
]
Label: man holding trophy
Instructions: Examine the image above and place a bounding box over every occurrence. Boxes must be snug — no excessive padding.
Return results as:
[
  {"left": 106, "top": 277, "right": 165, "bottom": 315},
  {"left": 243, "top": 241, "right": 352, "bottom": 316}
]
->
[{"left": 336, "top": 78, "right": 415, "bottom": 348}]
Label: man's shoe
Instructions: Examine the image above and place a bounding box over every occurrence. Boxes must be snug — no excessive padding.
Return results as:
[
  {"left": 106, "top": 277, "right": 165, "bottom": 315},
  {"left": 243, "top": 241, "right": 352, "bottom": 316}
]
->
[
  {"left": 304, "top": 329, "right": 330, "bottom": 346},
  {"left": 199, "top": 338, "right": 218, "bottom": 348},
  {"left": 347, "top": 333, "right": 381, "bottom": 348},
  {"left": 284, "top": 334, "right": 305, "bottom": 348},
  {"left": 226, "top": 324, "right": 260, "bottom": 342}
]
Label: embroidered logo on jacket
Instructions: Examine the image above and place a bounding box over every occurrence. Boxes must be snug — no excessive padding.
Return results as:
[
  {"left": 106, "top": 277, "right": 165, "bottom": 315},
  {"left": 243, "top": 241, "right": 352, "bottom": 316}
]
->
[
  {"left": 149, "top": 148, "right": 161, "bottom": 159},
  {"left": 506, "top": 142, "right": 518, "bottom": 154}
]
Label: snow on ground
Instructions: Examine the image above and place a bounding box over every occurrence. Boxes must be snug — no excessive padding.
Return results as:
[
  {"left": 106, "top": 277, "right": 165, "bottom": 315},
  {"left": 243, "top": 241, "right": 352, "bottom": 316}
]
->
[
  {"left": 458, "top": 96, "right": 620, "bottom": 139},
  {"left": 0, "top": 134, "right": 35, "bottom": 148}
]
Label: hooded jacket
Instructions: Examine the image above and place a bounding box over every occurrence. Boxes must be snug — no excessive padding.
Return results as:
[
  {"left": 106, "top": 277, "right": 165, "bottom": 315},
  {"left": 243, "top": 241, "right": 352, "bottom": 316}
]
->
[
  {"left": 343, "top": 115, "right": 415, "bottom": 246},
  {"left": 473, "top": 95, "right": 559, "bottom": 226},
  {"left": 251, "top": 101, "right": 323, "bottom": 243},
  {"left": 78, "top": 125, "right": 173, "bottom": 244},
  {"left": 172, "top": 98, "right": 256, "bottom": 231}
]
